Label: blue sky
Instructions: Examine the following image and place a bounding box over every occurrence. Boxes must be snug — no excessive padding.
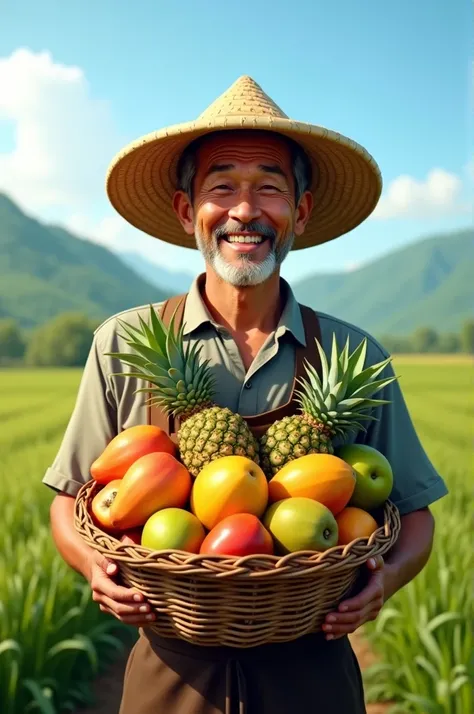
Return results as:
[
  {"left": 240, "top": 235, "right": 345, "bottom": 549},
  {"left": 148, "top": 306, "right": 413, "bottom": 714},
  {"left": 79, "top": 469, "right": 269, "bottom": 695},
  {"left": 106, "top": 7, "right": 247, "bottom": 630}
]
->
[{"left": 0, "top": 0, "right": 471, "bottom": 280}]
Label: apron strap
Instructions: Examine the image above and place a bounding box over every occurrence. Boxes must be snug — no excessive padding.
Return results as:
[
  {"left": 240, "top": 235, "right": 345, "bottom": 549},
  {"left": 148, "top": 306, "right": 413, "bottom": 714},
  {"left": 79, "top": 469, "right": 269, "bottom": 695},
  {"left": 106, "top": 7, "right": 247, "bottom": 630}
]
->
[{"left": 295, "top": 304, "right": 322, "bottom": 383}]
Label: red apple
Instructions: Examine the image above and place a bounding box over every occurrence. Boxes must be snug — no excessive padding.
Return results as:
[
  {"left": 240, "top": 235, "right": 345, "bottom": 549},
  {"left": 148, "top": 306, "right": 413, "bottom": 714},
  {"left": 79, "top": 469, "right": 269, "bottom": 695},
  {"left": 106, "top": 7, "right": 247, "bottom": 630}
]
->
[{"left": 200, "top": 513, "right": 274, "bottom": 557}]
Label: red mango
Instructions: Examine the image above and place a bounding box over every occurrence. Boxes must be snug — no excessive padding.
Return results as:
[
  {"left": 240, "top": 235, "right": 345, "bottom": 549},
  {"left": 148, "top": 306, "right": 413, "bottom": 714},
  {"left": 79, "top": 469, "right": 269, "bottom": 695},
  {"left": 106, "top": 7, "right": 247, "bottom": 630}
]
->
[{"left": 200, "top": 513, "right": 274, "bottom": 557}]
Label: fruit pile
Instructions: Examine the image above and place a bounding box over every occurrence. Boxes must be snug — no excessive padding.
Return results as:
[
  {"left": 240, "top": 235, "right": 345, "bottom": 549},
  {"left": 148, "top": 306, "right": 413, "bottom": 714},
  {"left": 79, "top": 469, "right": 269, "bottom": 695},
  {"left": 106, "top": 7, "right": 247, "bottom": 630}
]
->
[
  {"left": 86, "top": 305, "right": 398, "bottom": 556},
  {"left": 89, "top": 424, "right": 394, "bottom": 557}
]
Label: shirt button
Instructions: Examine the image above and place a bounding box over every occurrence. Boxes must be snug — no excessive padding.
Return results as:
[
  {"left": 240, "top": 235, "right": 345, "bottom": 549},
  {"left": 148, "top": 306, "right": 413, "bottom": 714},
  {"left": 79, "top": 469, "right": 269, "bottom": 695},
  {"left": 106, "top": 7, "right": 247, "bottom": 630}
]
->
[{"left": 245, "top": 381, "right": 252, "bottom": 389}]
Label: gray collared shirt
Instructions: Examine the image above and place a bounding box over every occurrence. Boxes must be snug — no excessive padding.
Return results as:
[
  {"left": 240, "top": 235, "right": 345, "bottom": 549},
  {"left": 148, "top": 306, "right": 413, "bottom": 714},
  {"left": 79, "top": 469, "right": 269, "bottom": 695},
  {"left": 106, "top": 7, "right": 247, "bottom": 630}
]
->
[{"left": 43, "top": 276, "right": 448, "bottom": 516}]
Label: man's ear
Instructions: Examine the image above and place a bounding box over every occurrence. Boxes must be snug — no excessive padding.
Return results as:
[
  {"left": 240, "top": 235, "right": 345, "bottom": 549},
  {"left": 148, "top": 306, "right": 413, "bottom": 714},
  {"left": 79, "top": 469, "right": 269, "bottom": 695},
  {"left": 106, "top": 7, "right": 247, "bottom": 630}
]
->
[
  {"left": 172, "top": 191, "right": 194, "bottom": 235},
  {"left": 294, "top": 190, "right": 313, "bottom": 236}
]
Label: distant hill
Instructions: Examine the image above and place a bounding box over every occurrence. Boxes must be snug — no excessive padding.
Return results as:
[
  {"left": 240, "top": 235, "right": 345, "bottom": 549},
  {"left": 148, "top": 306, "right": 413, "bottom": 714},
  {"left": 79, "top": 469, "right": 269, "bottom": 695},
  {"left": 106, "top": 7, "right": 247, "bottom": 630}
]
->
[
  {"left": 117, "top": 251, "right": 195, "bottom": 294},
  {"left": 292, "top": 229, "right": 473, "bottom": 336},
  {"left": 0, "top": 193, "right": 173, "bottom": 330}
]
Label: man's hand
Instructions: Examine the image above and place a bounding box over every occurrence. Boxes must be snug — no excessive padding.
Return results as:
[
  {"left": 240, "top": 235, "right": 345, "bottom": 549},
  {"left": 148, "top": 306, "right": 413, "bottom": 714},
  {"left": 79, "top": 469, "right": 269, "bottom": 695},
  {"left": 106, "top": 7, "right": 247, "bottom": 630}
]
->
[
  {"left": 88, "top": 551, "right": 156, "bottom": 626},
  {"left": 322, "top": 556, "right": 390, "bottom": 640}
]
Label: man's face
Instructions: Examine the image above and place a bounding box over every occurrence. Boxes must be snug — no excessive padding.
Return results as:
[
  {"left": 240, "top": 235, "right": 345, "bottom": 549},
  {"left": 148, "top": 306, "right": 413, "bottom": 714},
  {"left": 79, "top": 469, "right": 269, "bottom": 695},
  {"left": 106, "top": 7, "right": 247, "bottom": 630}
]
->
[{"left": 174, "top": 132, "right": 312, "bottom": 286}]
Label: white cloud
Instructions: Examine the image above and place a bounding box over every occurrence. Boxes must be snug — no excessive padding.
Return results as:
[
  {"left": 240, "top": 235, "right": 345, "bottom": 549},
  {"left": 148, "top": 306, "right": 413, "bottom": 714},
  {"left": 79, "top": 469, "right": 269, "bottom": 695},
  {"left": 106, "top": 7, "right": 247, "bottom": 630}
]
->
[
  {"left": 0, "top": 48, "right": 121, "bottom": 213},
  {"left": 371, "top": 168, "right": 468, "bottom": 220},
  {"left": 0, "top": 47, "right": 203, "bottom": 274}
]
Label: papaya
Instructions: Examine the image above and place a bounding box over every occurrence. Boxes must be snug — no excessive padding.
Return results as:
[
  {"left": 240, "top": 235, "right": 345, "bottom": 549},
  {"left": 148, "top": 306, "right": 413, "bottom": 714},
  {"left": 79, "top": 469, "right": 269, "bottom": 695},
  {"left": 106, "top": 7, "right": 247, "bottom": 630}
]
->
[
  {"left": 268, "top": 453, "right": 356, "bottom": 515},
  {"left": 90, "top": 480, "right": 122, "bottom": 533},
  {"left": 109, "top": 452, "right": 192, "bottom": 529},
  {"left": 90, "top": 425, "right": 176, "bottom": 484}
]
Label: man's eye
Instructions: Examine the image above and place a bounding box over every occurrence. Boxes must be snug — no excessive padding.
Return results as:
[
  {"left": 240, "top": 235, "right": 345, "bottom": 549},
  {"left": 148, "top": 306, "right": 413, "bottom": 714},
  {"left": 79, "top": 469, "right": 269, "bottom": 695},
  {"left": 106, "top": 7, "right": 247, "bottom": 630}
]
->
[
  {"left": 213, "top": 184, "right": 231, "bottom": 190},
  {"left": 260, "top": 185, "right": 281, "bottom": 191}
]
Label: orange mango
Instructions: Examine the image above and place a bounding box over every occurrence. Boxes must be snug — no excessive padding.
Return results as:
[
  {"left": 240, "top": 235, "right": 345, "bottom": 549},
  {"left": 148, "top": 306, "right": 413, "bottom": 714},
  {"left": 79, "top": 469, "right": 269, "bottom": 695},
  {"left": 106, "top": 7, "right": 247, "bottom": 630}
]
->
[
  {"left": 190, "top": 456, "right": 268, "bottom": 530},
  {"left": 268, "top": 453, "right": 356, "bottom": 515},
  {"left": 336, "top": 506, "right": 378, "bottom": 545}
]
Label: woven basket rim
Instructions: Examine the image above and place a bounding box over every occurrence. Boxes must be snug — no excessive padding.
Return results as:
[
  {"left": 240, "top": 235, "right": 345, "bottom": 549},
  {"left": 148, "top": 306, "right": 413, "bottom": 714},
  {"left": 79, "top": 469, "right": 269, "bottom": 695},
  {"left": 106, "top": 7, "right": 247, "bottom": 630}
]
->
[{"left": 74, "top": 479, "right": 401, "bottom": 578}]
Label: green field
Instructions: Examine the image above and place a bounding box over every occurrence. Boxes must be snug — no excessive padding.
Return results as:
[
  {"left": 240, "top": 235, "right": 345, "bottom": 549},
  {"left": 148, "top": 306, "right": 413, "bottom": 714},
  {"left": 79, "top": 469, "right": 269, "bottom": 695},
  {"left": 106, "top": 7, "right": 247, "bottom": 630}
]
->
[{"left": 0, "top": 361, "right": 472, "bottom": 713}]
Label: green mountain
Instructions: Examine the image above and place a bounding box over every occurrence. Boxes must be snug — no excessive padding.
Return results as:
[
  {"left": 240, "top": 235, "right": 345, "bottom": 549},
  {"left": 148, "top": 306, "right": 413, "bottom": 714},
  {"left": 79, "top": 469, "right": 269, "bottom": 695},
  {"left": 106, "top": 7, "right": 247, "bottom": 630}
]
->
[
  {"left": 117, "top": 250, "right": 196, "bottom": 294},
  {"left": 0, "top": 193, "right": 171, "bottom": 330},
  {"left": 293, "top": 229, "right": 473, "bottom": 336}
]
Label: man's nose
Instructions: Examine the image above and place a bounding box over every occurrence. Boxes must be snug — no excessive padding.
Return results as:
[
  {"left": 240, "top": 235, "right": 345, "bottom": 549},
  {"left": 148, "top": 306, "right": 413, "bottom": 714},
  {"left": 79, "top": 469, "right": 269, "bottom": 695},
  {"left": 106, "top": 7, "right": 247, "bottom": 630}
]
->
[{"left": 228, "top": 193, "right": 262, "bottom": 224}]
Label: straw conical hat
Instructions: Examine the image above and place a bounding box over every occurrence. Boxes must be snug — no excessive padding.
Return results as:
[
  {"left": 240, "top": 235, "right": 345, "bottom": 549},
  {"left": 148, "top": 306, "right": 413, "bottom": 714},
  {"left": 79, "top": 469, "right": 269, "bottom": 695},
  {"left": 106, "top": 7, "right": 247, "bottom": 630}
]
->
[{"left": 106, "top": 75, "right": 382, "bottom": 250}]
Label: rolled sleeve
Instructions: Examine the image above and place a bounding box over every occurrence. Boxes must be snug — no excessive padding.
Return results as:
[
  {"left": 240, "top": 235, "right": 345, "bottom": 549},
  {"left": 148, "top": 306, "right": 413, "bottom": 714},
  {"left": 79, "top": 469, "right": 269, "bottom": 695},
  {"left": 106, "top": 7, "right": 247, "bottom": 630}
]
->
[
  {"left": 42, "top": 333, "right": 118, "bottom": 497},
  {"left": 360, "top": 358, "right": 448, "bottom": 516}
]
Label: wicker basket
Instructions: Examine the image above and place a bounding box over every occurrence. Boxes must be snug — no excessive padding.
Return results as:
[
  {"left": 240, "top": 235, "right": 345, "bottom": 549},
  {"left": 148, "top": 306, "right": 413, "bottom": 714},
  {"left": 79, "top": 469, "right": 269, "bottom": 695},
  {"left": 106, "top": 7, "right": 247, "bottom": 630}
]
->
[{"left": 75, "top": 479, "right": 401, "bottom": 648}]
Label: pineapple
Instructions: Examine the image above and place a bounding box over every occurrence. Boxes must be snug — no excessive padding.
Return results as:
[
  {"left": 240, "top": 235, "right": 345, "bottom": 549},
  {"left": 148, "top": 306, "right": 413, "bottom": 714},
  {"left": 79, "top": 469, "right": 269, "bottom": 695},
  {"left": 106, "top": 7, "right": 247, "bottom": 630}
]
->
[
  {"left": 105, "top": 305, "right": 260, "bottom": 477},
  {"left": 259, "top": 334, "right": 397, "bottom": 477}
]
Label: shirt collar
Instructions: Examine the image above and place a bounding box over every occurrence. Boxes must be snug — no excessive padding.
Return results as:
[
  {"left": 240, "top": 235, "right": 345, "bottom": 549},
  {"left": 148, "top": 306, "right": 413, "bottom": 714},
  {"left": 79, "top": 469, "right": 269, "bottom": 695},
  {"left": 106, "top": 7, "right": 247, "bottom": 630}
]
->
[{"left": 182, "top": 272, "right": 306, "bottom": 347}]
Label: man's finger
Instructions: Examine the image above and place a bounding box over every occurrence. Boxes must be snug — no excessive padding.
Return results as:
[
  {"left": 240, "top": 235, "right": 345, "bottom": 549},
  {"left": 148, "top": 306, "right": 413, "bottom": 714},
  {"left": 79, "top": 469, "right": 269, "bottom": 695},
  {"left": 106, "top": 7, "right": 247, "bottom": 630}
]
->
[
  {"left": 325, "top": 605, "right": 382, "bottom": 639},
  {"left": 98, "top": 594, "right": 153, "bottom": 618},
  {"left": 325, "top": 609, "right": 367, "bottom": 626},
  {"left": 367, "top": 555, "right": 384, "bottom": 571},
  {"left": 338, "top": 573, "right": 384, "bottom": 612},
  {"left": 323, "top": 604, "right": 371, "bottom": 632},
  {"left": 99, "top": 603, "right": 156, "bottom": 626},
  {"left": 92, "top": 572, "right": 145, "bottom": 603}
]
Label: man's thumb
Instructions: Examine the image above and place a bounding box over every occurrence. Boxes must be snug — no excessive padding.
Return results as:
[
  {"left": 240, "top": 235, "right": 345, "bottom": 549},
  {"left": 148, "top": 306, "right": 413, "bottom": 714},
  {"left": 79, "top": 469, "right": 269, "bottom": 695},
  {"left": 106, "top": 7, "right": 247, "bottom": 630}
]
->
[
  {"left": 106, "top": 561, "right": 117, "bottom": 575},
  {"left": 367, "top": 555, "right": 384, "bottom": 570},
  {"left": 99, "top": 555, "right": 117, "bottom": 576}
]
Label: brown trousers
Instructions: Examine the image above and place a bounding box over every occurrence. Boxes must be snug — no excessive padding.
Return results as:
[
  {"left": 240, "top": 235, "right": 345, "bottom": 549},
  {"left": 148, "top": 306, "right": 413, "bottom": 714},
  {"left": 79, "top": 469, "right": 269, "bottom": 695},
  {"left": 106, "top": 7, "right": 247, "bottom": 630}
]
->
[{"left": 118, "top": 629, "right": 366, "bottom": 714}]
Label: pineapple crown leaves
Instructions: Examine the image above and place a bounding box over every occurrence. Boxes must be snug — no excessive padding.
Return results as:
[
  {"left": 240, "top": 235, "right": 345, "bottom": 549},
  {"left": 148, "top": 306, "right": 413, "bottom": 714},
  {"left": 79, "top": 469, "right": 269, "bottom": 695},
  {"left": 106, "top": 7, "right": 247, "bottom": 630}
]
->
[
  {"left": 294, "top": 333, "right": 398, "bottom": 436},
  {"left": 104, "top": 303, "right": 216, "bottom": 416}
]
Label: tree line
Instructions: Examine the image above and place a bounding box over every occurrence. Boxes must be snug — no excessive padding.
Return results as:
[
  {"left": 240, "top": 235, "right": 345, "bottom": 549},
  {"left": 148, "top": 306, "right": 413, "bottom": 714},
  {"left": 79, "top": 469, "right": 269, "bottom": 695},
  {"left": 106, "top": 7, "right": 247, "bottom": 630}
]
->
[
  {"left": 0, "top": 313, "right": 101, "bottom": 367},
  {"left": 378, "top": 322, "right": 474, "bottom": 355},
  {"left": 0, "top": 313, "right": 473, "bottom": 367}
]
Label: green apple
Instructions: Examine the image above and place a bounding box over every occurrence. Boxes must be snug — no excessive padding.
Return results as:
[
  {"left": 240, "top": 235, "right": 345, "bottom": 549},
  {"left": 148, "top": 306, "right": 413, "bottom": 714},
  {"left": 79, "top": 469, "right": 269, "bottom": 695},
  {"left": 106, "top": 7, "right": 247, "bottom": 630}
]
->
[
  {"left": 263, "top": 497, "right": 338, "bottom": 554},
  {"left": 335, "top": 444, "right": 393, "bottom": 510},
  {"left": 141, "top": 508, "right": 206, "bottom": 553}
]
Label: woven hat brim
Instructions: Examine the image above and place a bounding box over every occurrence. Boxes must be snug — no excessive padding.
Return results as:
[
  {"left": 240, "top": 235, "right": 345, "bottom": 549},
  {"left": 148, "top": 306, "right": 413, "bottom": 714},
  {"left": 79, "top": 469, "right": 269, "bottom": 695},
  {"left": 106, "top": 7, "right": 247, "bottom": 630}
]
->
[{"left": 106, "top": 116, "right": 382, "bottom": 250}]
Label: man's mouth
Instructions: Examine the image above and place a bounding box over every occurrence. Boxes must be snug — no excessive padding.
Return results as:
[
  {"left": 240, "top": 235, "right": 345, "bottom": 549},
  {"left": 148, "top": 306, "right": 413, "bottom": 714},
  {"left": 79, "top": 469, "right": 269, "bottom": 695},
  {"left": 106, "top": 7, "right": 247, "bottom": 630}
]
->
[{"left": 224, "top": 234, "right": 265, "bottom": 244}]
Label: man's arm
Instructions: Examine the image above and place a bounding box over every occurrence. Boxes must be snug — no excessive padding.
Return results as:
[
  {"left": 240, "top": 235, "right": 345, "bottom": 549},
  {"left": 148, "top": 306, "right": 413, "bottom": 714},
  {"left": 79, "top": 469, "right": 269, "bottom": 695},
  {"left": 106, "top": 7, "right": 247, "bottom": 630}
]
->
[
  {"left": 322, "top": 507, "right": 434, "bottom": 639},
  {"left": 322, "top": 342, "right": 446, "bottom": 640},
  {"left": 45, "top": 328, "right": 158, "bottom": 627},
  {"left": 50, "top": 493, "right": 156, "bottom": 626},
  {"left": 383, "top": 506, "right": 434, "bottom": 599},
  {"left": 50, "top": 493, "right": 97, "bottom": 580}
]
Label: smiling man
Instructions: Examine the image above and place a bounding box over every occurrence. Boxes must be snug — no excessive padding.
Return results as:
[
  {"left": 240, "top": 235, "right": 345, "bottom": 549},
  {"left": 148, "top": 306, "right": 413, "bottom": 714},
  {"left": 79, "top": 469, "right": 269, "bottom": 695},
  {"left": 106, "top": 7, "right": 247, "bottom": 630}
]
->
[
  {"left": 44, "top": 76, "right": 448, "bottom": 713},
  {"left": 176, "top": 130, "right": 309, "bottom": 289}
]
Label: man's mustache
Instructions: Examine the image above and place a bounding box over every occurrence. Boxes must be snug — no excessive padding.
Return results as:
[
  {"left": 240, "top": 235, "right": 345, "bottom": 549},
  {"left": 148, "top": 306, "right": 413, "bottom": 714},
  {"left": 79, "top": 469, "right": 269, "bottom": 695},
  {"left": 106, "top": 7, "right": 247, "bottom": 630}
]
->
[{"left": 213, "top": 221, "right": 277, "bottom": 242}]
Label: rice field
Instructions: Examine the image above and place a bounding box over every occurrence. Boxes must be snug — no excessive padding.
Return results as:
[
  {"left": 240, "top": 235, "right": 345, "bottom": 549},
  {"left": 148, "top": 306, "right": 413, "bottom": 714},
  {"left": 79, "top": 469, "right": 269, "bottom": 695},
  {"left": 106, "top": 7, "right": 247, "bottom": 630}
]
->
[{"left": 0, "top": 359, "right": 472, "bottom": 713}]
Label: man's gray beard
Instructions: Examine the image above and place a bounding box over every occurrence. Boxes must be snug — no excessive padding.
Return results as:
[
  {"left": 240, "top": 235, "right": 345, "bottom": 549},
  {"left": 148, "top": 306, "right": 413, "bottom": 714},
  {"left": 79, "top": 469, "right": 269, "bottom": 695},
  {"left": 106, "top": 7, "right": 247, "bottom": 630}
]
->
[{"left": 194, "top": 226, "right": 294, "bottom": 287}]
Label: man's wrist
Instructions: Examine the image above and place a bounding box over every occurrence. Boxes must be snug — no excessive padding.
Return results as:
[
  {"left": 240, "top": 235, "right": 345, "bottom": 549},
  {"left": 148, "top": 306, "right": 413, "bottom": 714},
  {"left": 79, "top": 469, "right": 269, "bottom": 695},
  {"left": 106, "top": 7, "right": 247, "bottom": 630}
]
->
[{"left": 382, "top": 560, "right": 401, "bottom": 603}]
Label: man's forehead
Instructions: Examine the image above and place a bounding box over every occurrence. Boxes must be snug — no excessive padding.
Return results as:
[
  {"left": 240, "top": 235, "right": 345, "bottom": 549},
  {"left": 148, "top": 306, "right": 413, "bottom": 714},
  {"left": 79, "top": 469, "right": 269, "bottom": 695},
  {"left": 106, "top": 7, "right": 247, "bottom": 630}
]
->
[{"left": 195, "top": 131, "right": 292, "bottom": 165}]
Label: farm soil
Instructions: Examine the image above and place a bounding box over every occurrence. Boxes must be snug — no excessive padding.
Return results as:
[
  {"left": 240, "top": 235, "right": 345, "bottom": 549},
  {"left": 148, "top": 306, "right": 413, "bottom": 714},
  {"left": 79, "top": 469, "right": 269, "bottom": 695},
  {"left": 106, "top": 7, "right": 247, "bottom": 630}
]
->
[{"left": 74, "top": 632, "right": 391, "bottom": 714}]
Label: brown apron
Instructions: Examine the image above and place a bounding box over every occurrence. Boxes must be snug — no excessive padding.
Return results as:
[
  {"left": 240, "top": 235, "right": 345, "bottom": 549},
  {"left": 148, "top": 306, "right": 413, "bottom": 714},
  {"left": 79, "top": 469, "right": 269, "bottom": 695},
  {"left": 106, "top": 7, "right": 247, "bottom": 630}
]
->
[{"left": 118, "top": 293, "right": 367, "bottom": 714}]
